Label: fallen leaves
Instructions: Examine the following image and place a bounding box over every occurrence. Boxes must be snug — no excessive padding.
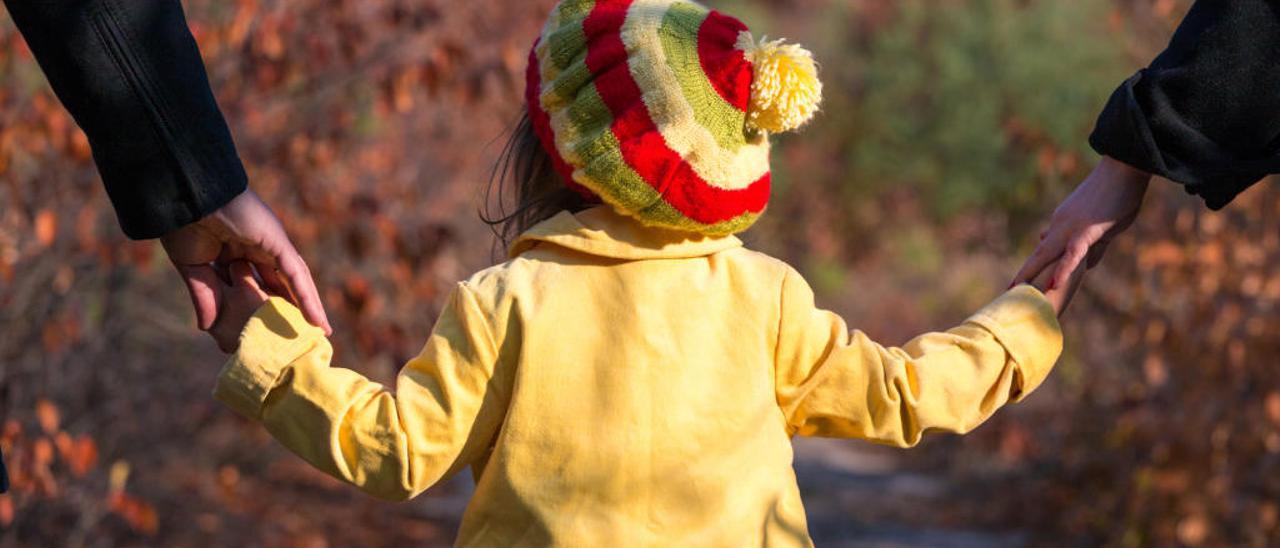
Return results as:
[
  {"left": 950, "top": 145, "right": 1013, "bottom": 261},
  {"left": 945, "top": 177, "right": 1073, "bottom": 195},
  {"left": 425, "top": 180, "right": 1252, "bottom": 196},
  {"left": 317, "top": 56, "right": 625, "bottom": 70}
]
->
[
  {"left": 3, "top": 400, "right": 154, "bottom": 536},
  {"left": 34, "top": 209, "right": 56, "bottom": 247},
  {"left": 0, "top": 497, "right": 12, "bottom": 527},
  {"left": 35, "top": 399, "right": 59, "bottom": 434},
  {"left": 107, "top": 491, "right": 159, "bottom": 535},
  {"left": 56, "top": 434, "right": 98, "bottom": 477}
]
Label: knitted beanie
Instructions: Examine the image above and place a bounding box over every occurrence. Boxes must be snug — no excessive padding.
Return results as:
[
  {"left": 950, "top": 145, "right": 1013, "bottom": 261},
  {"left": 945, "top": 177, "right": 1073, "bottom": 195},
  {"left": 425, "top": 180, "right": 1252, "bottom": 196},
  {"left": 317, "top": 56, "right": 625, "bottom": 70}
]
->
[{"left": 526, "top": 0, "right": 822, "bottom": 235}]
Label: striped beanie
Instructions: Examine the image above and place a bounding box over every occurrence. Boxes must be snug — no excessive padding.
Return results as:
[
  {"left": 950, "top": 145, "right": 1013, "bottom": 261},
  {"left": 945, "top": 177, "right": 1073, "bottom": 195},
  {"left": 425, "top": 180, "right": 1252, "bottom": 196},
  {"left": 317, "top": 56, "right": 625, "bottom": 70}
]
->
[{"left": 526, "top": 0, "right": 822, "bottom": 235}]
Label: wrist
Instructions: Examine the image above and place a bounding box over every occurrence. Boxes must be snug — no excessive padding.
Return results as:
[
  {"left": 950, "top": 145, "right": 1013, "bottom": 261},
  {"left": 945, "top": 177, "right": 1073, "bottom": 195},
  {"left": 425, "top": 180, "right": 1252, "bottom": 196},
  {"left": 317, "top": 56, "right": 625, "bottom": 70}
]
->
[{"left": 1098, "top": 156, "right": 1151, "bottom": 188}]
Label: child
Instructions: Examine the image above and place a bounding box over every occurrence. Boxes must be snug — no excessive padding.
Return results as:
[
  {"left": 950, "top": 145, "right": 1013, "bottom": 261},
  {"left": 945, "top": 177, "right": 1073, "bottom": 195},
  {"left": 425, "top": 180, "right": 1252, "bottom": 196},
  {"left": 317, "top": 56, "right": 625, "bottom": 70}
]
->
[{"left": 207, "top": 1, "right": 1083, "bottom": 545}]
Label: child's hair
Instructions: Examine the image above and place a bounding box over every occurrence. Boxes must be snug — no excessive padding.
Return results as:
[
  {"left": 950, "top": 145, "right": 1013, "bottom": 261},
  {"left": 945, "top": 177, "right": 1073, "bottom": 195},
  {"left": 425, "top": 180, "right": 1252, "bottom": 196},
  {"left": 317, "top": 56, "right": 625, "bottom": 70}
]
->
[{"left": 482, "top": 112, "right": 592, "bottom": 249}]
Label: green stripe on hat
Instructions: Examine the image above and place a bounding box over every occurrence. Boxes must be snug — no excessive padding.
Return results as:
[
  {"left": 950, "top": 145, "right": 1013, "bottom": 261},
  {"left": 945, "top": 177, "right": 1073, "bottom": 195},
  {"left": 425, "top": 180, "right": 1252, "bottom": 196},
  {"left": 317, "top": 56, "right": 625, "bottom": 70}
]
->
[
  {"left": 544, "top": 57, "right": 596, "bottom": 111},
  {"left": 546, "top": 2, "right": 592, "bottom": 72},
  {"left": 566, "top": 85, "right": 685, "bottom": 226}
]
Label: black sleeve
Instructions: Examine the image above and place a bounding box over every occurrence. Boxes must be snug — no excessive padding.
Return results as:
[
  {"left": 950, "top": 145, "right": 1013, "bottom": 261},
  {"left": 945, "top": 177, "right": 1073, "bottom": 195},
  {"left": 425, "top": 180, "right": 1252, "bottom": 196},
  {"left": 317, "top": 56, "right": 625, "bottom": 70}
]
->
[
  {"left": 4, "top": 0, "right": 248, "bottom": 239},
  {"left": 1089, "top": 0, "right": 1280, "bottom": 210}
]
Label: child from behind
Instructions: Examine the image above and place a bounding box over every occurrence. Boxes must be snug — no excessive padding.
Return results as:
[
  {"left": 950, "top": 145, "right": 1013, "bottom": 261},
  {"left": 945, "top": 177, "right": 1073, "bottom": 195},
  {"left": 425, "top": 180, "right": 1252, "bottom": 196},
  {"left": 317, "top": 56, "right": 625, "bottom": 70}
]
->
[{"left": 207, "top": 1, "right": 1083, "bottom": 545}]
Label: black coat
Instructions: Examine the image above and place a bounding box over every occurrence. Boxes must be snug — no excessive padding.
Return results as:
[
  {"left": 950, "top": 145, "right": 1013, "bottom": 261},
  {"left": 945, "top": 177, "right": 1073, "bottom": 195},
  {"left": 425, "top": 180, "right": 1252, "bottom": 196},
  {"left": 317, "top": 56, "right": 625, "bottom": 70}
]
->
[
  {"left": 2, "top": 0, "right": 253, "bottom": 494},
  {"left": 1091, "top": 0, "right": 1280, "bottom": 209},
  {"left": 4, "top": 0, "right": 247, "bottom": 239}
]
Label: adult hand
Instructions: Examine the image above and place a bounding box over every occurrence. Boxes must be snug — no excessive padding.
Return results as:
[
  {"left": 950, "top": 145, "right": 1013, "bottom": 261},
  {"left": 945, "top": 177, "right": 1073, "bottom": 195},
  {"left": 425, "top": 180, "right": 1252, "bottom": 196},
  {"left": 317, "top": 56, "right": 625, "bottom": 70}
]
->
[
  {"left": 1028, "top": 258, "right": 1087, "bottom": 317},
  {"left": 1012, "top": 157, "right": 1151, "bottom": 290},
  {"left": 160, "top": 189, "right": 332, "bottom": 335}
]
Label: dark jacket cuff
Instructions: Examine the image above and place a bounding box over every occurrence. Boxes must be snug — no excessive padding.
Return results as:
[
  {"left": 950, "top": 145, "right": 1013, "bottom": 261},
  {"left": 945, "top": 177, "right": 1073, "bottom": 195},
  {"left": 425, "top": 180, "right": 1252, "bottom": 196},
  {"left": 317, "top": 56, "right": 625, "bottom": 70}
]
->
[{"left": 1089, "top": 75, "right": 1258, "bottom": 211}]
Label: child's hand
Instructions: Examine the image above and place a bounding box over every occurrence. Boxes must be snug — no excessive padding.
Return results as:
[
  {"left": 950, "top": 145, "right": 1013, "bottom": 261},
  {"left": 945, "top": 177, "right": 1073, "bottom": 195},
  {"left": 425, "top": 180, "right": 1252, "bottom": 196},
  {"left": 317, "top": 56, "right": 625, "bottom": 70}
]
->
[
  {"left": 208, "top": 262, "right": 270, "bottom": 353},
  {"left": 1029, "top": 258, "right": 1085, "bottom": 317}
]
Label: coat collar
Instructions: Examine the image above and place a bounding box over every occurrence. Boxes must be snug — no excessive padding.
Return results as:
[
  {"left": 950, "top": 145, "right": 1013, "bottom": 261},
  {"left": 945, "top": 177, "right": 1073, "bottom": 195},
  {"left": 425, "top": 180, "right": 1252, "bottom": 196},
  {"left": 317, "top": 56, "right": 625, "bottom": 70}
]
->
[{"left": 509, "top": 206, "right": 743, "bottom": 260}]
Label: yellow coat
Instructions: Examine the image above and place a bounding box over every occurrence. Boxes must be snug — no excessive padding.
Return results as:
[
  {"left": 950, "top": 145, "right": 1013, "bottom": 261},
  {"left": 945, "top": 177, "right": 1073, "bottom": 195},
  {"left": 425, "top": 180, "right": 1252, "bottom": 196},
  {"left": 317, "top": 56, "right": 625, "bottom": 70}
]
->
[{"left": 215, "top": 206, "right": 1063, "bottom": 547}]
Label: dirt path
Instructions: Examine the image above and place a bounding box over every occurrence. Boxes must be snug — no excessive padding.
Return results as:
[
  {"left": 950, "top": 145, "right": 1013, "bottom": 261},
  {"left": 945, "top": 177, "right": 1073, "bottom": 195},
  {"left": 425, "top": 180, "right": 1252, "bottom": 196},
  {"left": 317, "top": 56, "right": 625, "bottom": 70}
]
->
[{"left": 793, "top": 437, "right": 1026, "bottom": 547}]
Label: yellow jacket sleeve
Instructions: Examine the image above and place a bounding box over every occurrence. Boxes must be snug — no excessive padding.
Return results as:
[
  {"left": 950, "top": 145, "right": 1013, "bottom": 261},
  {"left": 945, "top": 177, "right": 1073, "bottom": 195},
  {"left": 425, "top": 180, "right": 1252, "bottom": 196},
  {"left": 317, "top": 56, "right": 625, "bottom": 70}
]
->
[
  {"left": 774, "top": 269, "right": 1063, "bottom": 447},
  {"left": 213, "top": 284, "right": 508, "bottom": 501}
]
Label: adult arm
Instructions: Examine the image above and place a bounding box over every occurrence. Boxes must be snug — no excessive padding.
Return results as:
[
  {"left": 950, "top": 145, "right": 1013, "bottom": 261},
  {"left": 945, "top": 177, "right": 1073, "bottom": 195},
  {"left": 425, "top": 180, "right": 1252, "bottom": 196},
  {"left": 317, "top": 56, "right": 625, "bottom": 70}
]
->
[
  {"left": 1012, "top": 157, "right": 1150, "bottom": 289},
  {"left": 5, "top": 1, "right": 330, "bottom": 332},
  {"left": 1090, "top": 0, "right": 1280, "bottom": 208},
  {"left": 3, "top": 0, "right": 247, "bottom": 239},
  {"left": 1015, "top": 1, "right": 1280, "bottom": 287}
]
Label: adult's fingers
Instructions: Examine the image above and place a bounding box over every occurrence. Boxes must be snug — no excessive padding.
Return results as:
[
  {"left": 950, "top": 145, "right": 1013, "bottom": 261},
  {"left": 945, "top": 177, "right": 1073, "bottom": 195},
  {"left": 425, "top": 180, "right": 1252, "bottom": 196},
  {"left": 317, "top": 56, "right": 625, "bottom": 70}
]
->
[
  {"left": 1085, "top": 239, "right": 1112, "bottom": 269},
  {"left": 212, "top": 188, "right": 330, "bottom": 334},
  {"left": 1051, "top": 235, "right": 1092, "bottom": 291},
  {"left": 175, "top": 263, "right": 223, "bottom": 331},
  {"left": 1012, "top": 230, "right": 1067, "bottom": 286},
  {"left": 254, "top": 261, "right": 294, "bottom": 300},
  {"left": 277, "top": 251, "right": 332, "bottom": 335}
]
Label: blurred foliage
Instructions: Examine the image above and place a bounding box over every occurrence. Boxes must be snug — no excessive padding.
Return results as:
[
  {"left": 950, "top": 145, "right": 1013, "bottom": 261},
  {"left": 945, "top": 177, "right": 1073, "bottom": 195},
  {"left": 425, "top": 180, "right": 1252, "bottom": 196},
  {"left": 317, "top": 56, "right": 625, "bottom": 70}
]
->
[
  {"left": 3, "top": 0, "right": 1279, "bottom": 546},
  {"left": 846, "top": 0, "right": 1125, "bottom": 219}
]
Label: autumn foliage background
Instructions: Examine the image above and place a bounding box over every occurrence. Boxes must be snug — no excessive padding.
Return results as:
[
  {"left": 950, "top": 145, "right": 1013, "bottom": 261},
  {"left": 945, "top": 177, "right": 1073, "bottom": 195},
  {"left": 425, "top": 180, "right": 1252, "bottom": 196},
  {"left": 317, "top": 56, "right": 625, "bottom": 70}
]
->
[{"left": 2, "top": 0, "right": 1280, "bottom": 546}]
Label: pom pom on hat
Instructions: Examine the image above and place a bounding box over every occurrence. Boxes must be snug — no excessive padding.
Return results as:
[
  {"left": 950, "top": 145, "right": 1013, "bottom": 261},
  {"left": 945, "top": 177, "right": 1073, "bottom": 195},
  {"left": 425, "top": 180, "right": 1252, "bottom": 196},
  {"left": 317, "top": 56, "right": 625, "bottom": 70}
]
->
[{"left": 736, "top": 32, "right": 823, "bottom": 133}]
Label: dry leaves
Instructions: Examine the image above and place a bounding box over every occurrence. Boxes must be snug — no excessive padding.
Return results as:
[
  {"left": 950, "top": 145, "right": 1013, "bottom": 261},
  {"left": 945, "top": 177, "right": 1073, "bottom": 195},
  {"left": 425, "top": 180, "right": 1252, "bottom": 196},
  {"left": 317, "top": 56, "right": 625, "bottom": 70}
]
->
[
  {"left": 9, "top": 0, "right": 1276, "bottom": 546},
  {"left": 34, "top": 399, "right": 59, "bottom": 434}
]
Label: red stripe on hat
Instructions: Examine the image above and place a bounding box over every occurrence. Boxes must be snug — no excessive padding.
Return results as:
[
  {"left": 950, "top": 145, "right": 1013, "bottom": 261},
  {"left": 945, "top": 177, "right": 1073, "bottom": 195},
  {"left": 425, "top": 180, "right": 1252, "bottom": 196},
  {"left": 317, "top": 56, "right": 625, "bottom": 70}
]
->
[
  {"left": 697, "top": 10, "right": 752, "bottom": 112},
  {"left": 526, "top": 42, "right": 595, "bottom": 198},
  {"left": 584, "top": 0, "right": 769, "bottom": 224}
]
